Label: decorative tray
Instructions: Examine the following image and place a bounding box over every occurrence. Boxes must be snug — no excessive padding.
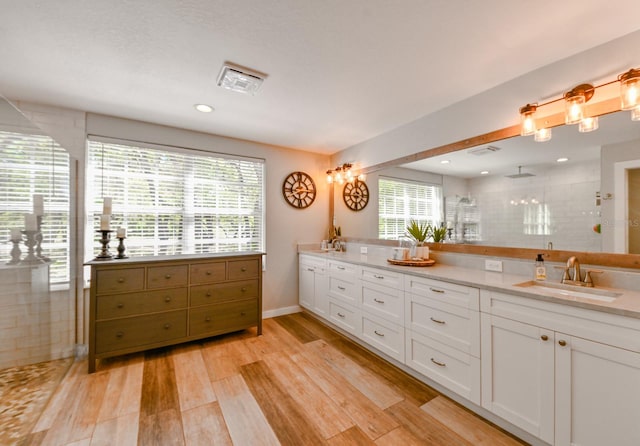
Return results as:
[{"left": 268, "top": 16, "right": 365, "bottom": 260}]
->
[{"left": 387, "top": 258, "right": 435, "bottom": 267}]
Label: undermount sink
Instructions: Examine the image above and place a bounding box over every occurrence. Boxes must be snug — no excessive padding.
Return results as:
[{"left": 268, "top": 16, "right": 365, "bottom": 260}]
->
[{"left": 514, "top": 280, "right": 622, "bottom": 303}]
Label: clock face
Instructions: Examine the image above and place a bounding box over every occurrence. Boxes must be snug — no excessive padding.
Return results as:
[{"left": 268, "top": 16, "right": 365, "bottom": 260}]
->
[
  {"left": 282, "top": 171, "right": 316, "bottom": 209},
  {"left": 343, "top": 179, "right": 369, "bottom": 211}
]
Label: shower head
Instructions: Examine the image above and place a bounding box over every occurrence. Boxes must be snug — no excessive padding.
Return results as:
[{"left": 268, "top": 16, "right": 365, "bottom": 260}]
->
[{"left": 505, "top": 166, "right": 535, "bottom": 178}]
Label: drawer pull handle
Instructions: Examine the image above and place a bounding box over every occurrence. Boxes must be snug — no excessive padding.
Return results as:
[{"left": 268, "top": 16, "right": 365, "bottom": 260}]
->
[
  {"left": 558, "top": 340, "right": 567, "bottom": 347},
  {"left": 307, "top": 268, "right": 315, "bottom": 272},
  {"left": 164, "top": 323, "right": 171, "bottom": 330},
  {"left": 430, "top": 317, "right": 446, "bottom": 325},
  {"left": 206, "top": 292, "right": 212, "bottom": 297},
  {"left": 337, "top": 266, "right": 346, "bottom": 270},
  {"left": 240, "top": 311, "right": 246, "bottom": 316},
  {"left": 430, "top": 358, "right": 446, "bottom": 367},
  {"left": 165, "top": 274, "right": 172, "bottom": 279},
  {"left": 541, "top": 335, "right": 549, "bottom": 341},
  {"left": 337, "top": 286, "right": 346, "bottom": 291},
  {"left": 117, "top": 303, "right": 124, "bottom": 308},
  {"left": 206, "top": 271, "right": 212, "bottom": 275},
  {"left": 374, "top": 330, "right": 385, "bottom": 337},
  {"left": 337, "top": 312, "right": 345, "bottom": 318},
  {"left": 164, "top": 296, "right": 171, "bottom": 302},
  {"left": 117, "top": 278, "right": 125, "bottom": 283},
  {"left": 429, "top": 287, "right": 445, "bottom": 294},
  {"left": 205, "top": 317, "right": 211, "bottom": 322},
  {"left": 373, "top": 274, "right": 384, "bottom": 279},
  {"left": 116, "top": 331, "right": 124, "bottom": 338},
  {"left": 373, "top": 298, "right": 385, "bottom": 304},
  {"left": 241, "top": 267, "right": 247, "bottom": 272},
  {"left": 241, "top": 287, "right": 247, "bottom": 292}
]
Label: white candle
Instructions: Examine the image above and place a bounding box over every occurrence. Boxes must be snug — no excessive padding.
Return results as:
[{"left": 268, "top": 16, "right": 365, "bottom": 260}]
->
[
  {"left": 10, "top": 228, "right": 21, "bottom": 240},
  {"left": 102, "top": 197, "right": 112, "bottom": 216},
  {"left": 100, "top": 214, "right": 111, "bottom": 231},
  {"left": 33, "top": 194, "right": 44, "bottom": 216},
  {"left": 24, "top": 213, "right": 37, "bottom": 231},
  {"left": 116, "top": 227, "right": 126, "bottom": 238}
]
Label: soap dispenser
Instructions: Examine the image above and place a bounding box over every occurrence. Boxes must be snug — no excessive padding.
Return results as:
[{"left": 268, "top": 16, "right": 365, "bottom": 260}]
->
[{"left": 535, "top": 254, "right": 546, "bottom": 281}]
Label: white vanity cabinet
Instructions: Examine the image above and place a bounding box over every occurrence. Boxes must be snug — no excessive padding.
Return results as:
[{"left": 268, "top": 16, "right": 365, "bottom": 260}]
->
[
  {"left": 326, "top": 259, "right": 361, "bottom": 335},
  {"left": 404, "top": 275, "right": 481, "bottom": 404},
  {"left": 298, "top": 254, "right": 328, "bottom": 316},
  {"left": 481, "top": 290, "right": 640, "bottom": 446}
]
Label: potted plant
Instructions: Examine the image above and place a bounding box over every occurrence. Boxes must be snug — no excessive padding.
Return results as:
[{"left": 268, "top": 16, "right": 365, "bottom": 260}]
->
[
  {"left": 430, "top": 223, "right": 448, "bottom": 243},
  {"left": 406, "top": 219, "right": 430, "bottom": 258}
]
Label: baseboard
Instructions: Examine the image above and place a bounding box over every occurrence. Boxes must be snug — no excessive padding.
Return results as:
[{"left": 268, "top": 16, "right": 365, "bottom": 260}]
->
[{"left": 262, "top": 305, "right": 301, "bottom": 319}]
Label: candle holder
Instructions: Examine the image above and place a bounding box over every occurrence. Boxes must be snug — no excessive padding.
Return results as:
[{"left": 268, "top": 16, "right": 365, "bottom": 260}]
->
[
  {"left": 7, "top": 237, "right": 22, "bottom": 265},
  {"left": 20, "top": 230, "right": 45, "bottom": 264},
  {"left": 116, "top": 237, "right": 128, "bottom": 259},
  {"left": 36, "top": 215, "right": 51, "bottom": 262},
  {"left": 95, "top": 230, "right": 114, "bottom": 260}
]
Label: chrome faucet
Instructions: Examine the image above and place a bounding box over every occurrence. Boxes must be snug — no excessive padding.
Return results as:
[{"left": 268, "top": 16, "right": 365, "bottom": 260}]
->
[{"left": 566, "top": 256, "right": 581, "bottom": 283}]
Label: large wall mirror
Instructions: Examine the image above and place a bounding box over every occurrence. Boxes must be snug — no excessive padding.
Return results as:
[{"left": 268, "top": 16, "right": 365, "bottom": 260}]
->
[{"left": 334, "top": 108, "right": 640, "bottom": 267}]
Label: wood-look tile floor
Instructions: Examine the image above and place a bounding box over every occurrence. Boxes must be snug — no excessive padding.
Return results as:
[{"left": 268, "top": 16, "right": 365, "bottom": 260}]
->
[{"left": 20, "top": 312, "right": 528, "bottom": 445}]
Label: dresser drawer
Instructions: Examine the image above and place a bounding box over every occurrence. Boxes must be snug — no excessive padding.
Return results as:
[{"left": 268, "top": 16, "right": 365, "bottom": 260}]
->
[
  {"left": 406, "top": 330, "right": 480, "bottom": 404},
  {"left": 95, "top": 310, "right": 187, "bottom": 354},
  {"left": 147, "top": 265, "right": 188, "bottom": 289},
  {"left": 228, "top": 258, "right": 260, "bottom": 280},
  {"left": 328, "top": 275, "right": 359, "bottom": 306},
  {"left": 361, "top": 313, "right": 405, "bottom": 362},
  {"left": 362, "top": 280, "right": 404, "bottom": 324},
  {"left": 328, "top": 259, "right": 358, "bottom": 276},
  {"left": 405, "top": 276, "right": 479, "bottom": 310},
  {"left": 361, "top": 267, "right": 403, "bottom": 289},
  {"left": 190, "top": 261, "right": 226, "bottom": 284},
  {"left": 328, "top": 299, "right": 360, "bottom": 335},
  {"left": 406, "top": 294, "right": 480, "bottom": 357},
  {"left": 96, "top": 268, "right": 145, "bottom": 295},
  {"left": 189, "top": 299, "right": 258, "bottom": 336},
  {"left": 190, "top": 279, "right": 258, "bottom": 306},
  {"left": 96, "top": 287, "right": 188, "bottom": 320}
]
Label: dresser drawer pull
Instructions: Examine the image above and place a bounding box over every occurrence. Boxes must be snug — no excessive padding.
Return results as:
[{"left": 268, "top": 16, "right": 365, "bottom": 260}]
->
[
  {"left": 241, "top": 287, "right": 247, "bottom": 292},
  {"left": 117, "top": 278, "right": 125, "bottom": 283},
  {"left": 117, "top": 303, "right": 124, "bottom": 308},
  {"left": 373, "top": 298, "right": 385, "bottom": 304},
  {"left": 205, "top": 316, "right": 211, "bottom": 322},
  {"left": 116, "top": 331, "right": 124, "bottom": 338},
  {"left": 206, "top": 271, "right": 212, "bottom": 275},
  {"left": 307, "top": 267, "right": 315, "bottom": 272},
  {"left": 541, "top": 335, "right": 549, "bottom": 341},
  {"left": 163, "top": 323, "right": 172, "bottom": 330},
  {"left": 164, "top": 296, "right": 171, "bottom": 302},
  {"left": 337, "top": 312, "right": 345, "bottom": 318},
  {"left": 558, "top": 340, "right": 567, "bottom": 347},
  {"left": 240, "top": 311, "right": 246, "bottom": 316},
  {"left": 429, "top": 287, "right": 445, "bottom": 294},
  {"left": 337, "top": 266, "right": 346, "bottom": 270},
  {"left": 206, "top": 292, "right": 212, "bottom": 297},
  {"left": 430, "top": 317, "right": 446, "bottom": 325},
  {"left": 374, "top": 330, "right": 385, "bottom": 337},
  {"left": 165, "top": 274, "right": 172, "bottom": 279},
  {"left": 337, "top": 286, "right": 346, "bottom": 291},
  {"left": 373, "top": 274, "right": 384, "bottom": 279},
  {"left": 430, "top": 358, "right": 446, "bottom": 367},
  {"left": 241, "top": 267, "right": 247, "bottom": 272}
]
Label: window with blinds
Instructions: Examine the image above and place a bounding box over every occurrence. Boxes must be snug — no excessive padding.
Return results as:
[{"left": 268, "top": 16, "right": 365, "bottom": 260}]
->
[
  {"left": 0, "top": 131, "right": 71, "bottom": 283},
  {"left": 86, "top": 139, "right": 265, "bottom": 260},
  {"left": 378, "top": 176, "right": 443, "bottom": 239}
]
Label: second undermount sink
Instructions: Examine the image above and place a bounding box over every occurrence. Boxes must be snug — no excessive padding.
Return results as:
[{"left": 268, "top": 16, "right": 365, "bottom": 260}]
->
[{"left": 514, "top": 280, "right": 622, "bottom": 303}]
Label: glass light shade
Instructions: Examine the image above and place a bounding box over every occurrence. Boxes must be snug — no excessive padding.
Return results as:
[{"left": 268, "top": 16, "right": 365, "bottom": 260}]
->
[
  {"left": 632, "top": 107, "right": 640, "bottom": 121},
  {"left": 357, "top": 173, "right": 366, "bottom": 181},
  {"left": 345, "top": 169, "right": 354, "bottom": 183},
  {"left": 579, "top": 116, "right": 599, "bottom": 133},
  {"left": 620, "top": 72, "right": 640, "bottom": 110},
  {"left": 520, "top": 104, "right": 537, "bottom": 136},
  {"left": 565, "top": 94, "right": 585, "bottom": 124},
  {"left": 534, "top": 128, "right": 552, "bottom": 142},
  {"left": 326, "top": 171, "right": 333, "bottom": 183}
]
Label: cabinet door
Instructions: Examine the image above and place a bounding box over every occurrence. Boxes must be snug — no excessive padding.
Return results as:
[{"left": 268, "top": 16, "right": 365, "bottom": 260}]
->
[
  {"left": 312, "top": 269, "right": 328, "bottom": 316},
  {"left": 299, "top": 263, "right": 316, "bottom": 310},
  {"left": 555, "top": 335, "right": 640, "bottom": 446},
  {"left": 481, "top": 313, "right": 554, "bottom": 444}
]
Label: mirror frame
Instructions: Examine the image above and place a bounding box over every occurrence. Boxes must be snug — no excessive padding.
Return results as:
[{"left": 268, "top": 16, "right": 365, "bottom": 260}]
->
[{"left": 345, "top": 97, "right": 640, "bottom": 269}]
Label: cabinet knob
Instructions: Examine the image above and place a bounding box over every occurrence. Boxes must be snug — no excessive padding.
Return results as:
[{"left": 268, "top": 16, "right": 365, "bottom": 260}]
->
[
  {"left": 241, "top": 287, "right": 247, "bottom": 292},
  {"left": 117, "top": 303, "right": 124, "bottom": 308},
  {"left": 541, "top": 335, "right": 548, "bottom": 341},
  {"left": 241, "top": 267, "right": 247, "bottom": 272},
  {"left": 165, "top": 274, "right": 172, "bottom": 279},
  {"left": 430, "top": 358, "right": 446, "bottom": 367},
  {"left": 117, "top": 278, "right": 125, "bottom": 283},
  {"left": 164, "top": 323, "right": 171, "bottom": 330},
  {"left": 240, "top": 311, "right": 246, "bottom": 316},
  {"left": 206, "top": 292, "right": 211, "bottom": 297},
  {"left": 558, "top": 340, "right": 567, "bottom": 347},
  {"left": 205, "top": 317, "right": 211, "bottom": 322},
  {"left": 164, "top": 296, "right": 171, "bottom": 302},
  {"left": 430, "top": 317, "right": 446, "bottom": 325},
  {"left": 116, "top": 331, "right": 124, "bottom": 338},
  {"left": 206, "top": 271, "right": 212, "bottom": 275}
]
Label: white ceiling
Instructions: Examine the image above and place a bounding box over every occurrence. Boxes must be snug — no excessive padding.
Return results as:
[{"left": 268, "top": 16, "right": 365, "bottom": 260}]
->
[{"left": 2, "top": 1, "right": 640, "bottom": 154}]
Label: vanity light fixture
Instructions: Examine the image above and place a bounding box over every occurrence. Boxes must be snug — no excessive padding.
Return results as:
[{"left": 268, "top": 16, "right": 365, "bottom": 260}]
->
[
  {"left": 519, "top": 104, "right": 537, "bottom": 136},
  {"left": 534, "top": 127, "right": 552, "bottom": 142},
  {"left": 619, "top": 68, "right": 640, "bottom": 110},
  {"left": 326, "top": 163, "right": 364, "bottom": 184},
  {"left": 578, "top": 116, "right": 599, "bottom": 132},
  {"left": 564, "top": 84, "right": 594, "bottom": 125}
]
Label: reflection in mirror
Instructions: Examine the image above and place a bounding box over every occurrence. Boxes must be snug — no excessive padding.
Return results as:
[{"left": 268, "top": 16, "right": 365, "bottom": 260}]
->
[{"left": 337, "top": 111, "right": 640, "bottom": 255}]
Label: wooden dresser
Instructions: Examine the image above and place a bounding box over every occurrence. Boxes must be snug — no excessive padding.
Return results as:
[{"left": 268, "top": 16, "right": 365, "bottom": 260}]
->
[{"left": 87, "top": 252, "right": 263, "bottom": 373}]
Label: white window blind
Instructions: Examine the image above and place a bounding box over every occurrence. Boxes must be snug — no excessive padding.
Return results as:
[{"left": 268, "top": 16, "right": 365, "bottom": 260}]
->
[
  {"left": 86, "top": 139, "right": 265, "bottom": 260},
  {"left": 378, "top": 176, "right": 443, "bottom": 239},
  {"left": 0, "top": 131, "right": 70, "bottom": 283}
]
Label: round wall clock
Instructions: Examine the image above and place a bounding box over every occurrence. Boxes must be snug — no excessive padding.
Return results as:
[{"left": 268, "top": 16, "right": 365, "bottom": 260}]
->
[
  {"left": 282, "top": 171, "right": 316, "bottom": 209},
  {"left": 343, "top": 179, "right": 369, "bottom": 211}
]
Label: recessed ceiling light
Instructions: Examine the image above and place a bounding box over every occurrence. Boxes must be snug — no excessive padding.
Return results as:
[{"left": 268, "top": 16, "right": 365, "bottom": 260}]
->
[
  {"left": 557, "top": 157, "right": 569, "bottom": 163},
  {"left": 194, "top": 104, "right": 214, "bottom": 113},
  {"left": 480, "top": 171, "right": 489, "bottom": 175},
  {"left": 217, "top": 62, "right": 267, "bottom": 95},
  {"left": 440, "top": 160, "right": 450, "bottom": 164}
]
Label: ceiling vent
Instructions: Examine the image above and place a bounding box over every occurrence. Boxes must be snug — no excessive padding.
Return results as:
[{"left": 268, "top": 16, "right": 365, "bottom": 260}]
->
[
  {"left": 217, "top": 62, "right": 267, "bottom": 95},
  {"left": 469, "top": 145, "right": 501, "bottom": 156}
]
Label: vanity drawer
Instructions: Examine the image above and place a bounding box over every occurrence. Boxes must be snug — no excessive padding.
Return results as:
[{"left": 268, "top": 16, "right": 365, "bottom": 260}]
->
[
  {"left": 147, "top": 265, "right": 188, "bottom": 289},
  {"left": 361, "top": 266, "right": 403, "bottom": 289},
  {"left": 228, "top": 258, "right": 260, "bottom": 280},
  {"left": 406, "top": 330, "right": 480, "bottom": 405},
  {"left": 96, "top": 287, "right": 188, "bottom": 320},
  {"left": 361, "top": 280, "right": 404, "bottom": 324},
  {"left": 189, "top": 298, "right": 258, "bottom": 337},
  {"left": 95, "top": 310, "right": 187, "bottom": 354},
  {"left": 328, "top": 275, "right": 359, "bottom": 305},
  {"left": 190, "top": 279, "right": 258, "bottom": 306},
  {"left": 328, "top": 259, "right": 358, "bottom": 277},
  {"left": 328, "top": 299, "right": 361, "bottom": 335},
  {"left": 406, "top": 294, "right": 480, "bottom": 357},
  {"left": 96, "top": 268, "right": 145, "bottom": 295},
  {"left": 190, "top": 261, "right": 226, "bottom": 284},
  {"left": 361, "top": 313, "right": 405, "bottom": 362},
  {"left": 405, "top": 275, "right": 479, "bottom": 310}
]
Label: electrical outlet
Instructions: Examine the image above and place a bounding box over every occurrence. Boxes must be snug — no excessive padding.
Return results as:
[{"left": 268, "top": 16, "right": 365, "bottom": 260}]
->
[
  {"left": 485, "top": 259, "right": 503, "bottom": 272},
  {"left": 360, "top": 246, "right": 368, "bottom": 254}
]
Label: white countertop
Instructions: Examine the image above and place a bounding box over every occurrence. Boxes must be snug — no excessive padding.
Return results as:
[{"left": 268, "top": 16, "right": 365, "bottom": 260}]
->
[{"left": 300, "top": 250, "right": 640, "bottom": 319}]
